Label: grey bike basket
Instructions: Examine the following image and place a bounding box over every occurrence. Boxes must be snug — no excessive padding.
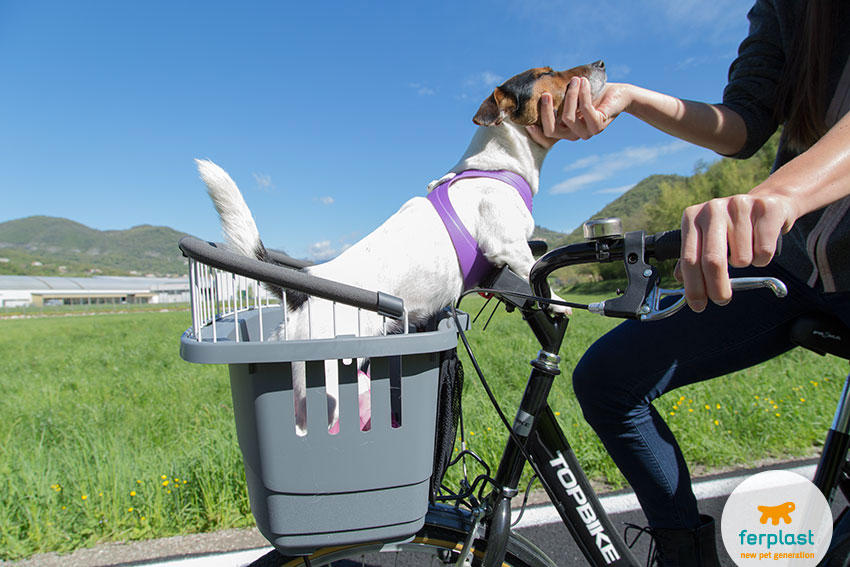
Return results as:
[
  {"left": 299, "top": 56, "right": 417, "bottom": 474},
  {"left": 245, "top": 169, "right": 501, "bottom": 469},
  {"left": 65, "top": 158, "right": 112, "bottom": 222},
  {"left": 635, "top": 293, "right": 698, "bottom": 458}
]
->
[{"left": 180, "top": 307, "right": 461, "bottom": 555}]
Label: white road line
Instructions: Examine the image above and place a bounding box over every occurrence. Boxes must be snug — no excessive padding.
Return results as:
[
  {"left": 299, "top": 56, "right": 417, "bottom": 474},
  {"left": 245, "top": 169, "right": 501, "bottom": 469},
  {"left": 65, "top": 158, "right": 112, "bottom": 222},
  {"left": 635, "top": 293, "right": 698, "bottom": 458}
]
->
[
  {"left": 139, "top": 463, "right": 817, "bottom": 567},
  {"left": 512, "top": 464, "right": 817, "bottom": 529}
]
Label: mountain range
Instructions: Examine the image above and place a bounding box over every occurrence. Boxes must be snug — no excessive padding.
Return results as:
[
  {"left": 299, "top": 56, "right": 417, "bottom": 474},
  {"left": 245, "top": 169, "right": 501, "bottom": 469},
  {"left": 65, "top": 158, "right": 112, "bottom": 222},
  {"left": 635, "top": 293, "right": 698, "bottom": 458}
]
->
[
  {"left": 0, "top": 173, "right": 679, "bottom": 278},
  {"left": 0, "top": 217, "right": 191, "bottom": 277}
]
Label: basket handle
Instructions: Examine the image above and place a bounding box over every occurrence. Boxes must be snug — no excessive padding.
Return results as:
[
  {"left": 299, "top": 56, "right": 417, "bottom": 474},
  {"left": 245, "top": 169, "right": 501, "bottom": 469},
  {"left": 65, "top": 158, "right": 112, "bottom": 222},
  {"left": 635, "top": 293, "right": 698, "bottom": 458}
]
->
[{"left": 179, "top": 236, "right": 405, "bottom": 319}]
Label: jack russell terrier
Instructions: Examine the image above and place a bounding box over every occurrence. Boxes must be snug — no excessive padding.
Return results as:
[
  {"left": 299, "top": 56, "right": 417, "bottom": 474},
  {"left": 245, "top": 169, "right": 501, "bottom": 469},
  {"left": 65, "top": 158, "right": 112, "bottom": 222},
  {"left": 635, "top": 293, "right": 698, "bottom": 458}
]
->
[{"left": 197, "top": 60, "right": 607, "bottom": 435}]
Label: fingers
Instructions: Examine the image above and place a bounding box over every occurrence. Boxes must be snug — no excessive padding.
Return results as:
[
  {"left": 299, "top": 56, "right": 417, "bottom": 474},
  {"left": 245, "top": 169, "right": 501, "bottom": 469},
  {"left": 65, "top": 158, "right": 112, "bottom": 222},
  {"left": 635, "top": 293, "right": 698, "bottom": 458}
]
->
[
  {"left": 560, "top": 78, "right": 597, "bottom": 140},
  {"left": 533, "top": 77, "right": 613, "bottom": 144},
  {"left": 678, "top": 194, "right": 790, "bottom": 313},
  {"left": 679, "top": 204, "right": 711, "bottom": 313}
]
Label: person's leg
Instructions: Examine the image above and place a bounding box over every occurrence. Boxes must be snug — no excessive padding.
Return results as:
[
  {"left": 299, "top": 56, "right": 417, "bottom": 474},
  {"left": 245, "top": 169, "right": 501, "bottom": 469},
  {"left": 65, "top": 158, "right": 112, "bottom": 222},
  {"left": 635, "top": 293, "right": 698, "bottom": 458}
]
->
[{"left": 572, "top": 266, "right": 813, "bottom": 529}]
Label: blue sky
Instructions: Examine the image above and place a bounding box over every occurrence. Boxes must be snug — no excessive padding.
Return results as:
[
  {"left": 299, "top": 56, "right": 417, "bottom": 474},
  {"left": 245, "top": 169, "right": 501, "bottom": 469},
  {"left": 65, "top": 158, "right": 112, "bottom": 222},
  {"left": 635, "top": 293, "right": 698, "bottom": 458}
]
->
[{"left": 0, "top": 1, "right": 754, "bottom": 261}]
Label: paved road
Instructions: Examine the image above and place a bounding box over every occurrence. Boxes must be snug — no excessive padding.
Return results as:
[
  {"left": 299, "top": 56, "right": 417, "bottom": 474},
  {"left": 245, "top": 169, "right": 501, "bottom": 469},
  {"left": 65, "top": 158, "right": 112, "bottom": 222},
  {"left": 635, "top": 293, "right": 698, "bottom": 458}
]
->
[{"left": 8, "top": 458, "right": 835, "bottom": 567}]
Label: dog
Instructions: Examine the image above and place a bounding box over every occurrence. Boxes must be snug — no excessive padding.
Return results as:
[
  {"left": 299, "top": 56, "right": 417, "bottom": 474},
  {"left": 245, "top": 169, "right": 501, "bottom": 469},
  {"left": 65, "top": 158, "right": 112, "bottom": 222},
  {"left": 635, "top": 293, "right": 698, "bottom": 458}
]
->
[{"left": 197, "top": 60, "right": 607, "bottom": 435}]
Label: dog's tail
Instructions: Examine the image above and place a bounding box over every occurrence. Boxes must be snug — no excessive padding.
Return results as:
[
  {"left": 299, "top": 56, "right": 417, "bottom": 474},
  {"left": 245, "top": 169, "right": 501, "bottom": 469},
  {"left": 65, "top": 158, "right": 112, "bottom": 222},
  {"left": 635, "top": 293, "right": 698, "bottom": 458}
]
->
[
  {"left": 196, "top": 159, "right": 266, "bottom": 259},
  {"left": 195, "top": 159, "right": 286, "bottom": 299}
]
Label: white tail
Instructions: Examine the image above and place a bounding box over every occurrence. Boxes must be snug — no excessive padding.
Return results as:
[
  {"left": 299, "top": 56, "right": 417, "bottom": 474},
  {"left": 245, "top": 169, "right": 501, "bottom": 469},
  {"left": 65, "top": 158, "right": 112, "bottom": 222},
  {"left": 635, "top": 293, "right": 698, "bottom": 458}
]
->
[{"left": 196, "top": 159, "right": 264, "bottom": 259}]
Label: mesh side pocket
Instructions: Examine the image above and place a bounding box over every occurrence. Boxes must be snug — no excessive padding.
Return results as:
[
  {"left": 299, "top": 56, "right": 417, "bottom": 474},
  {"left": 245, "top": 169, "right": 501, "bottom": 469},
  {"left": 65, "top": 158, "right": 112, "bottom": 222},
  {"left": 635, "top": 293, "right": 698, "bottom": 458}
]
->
[{"left": 430, "top": 347, "right": 464, "bottom": 502}]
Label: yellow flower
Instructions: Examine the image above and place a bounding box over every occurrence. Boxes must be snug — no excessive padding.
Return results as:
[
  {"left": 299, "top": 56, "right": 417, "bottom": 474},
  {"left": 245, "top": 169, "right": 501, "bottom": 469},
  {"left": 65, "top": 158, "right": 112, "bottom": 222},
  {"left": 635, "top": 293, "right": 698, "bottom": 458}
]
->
[
  {"left": 716, "top": 403, "right": 721, "bottom": 409},
  {"left": 688, "top": 409, "right": 694, "bottom": 413},
  {"left": 800, "top": 398, "right": 806, "bottom": 403},
  {"left": 130, "top": 491, "right": 136, "bottom": 497},
  {"left": 161, "top": 475, "right": 168, "bottom": 480},
  {"left": 128, "top": 507, "right": 134, "bottom": 512},
  {"left": 81, "top": 495, "right": 88, "bottom": 500},
  {"left": 713, "top": 420, "right": 719, "bottom": 426},
  {"left": 670, "top": 411, "right": 676, "bottom": 416},
  {"left": 555, "top": 411, "right": 561, "bottom": 416},
  {"left": 775, "top": 413, "right": 781, "bottom": 417},
  {"left": 704, "top": 404, "right": 711, "bottom": 410},
  {"left": 162, "top": 480, "right": 169, "bottom": 487}
]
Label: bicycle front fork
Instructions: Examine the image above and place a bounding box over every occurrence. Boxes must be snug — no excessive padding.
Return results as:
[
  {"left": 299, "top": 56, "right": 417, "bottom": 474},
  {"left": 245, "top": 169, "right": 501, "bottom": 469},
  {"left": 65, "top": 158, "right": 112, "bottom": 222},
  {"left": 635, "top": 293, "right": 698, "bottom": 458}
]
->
[{"left": 814, "top": 370, "right": 850, "bottom": 503}]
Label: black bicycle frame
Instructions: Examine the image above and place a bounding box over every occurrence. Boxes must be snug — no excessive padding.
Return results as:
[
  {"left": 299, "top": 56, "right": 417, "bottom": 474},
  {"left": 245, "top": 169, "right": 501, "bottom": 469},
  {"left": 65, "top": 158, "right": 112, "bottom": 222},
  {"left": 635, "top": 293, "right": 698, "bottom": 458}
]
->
[{"left": 477, "top": 302, "right": 640, "bottom": 567}]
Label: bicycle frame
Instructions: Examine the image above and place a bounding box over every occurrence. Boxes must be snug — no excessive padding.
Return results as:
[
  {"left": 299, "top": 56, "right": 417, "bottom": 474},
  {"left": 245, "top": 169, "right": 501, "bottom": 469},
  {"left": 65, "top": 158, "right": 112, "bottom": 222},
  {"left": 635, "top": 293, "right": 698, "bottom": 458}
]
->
[{"left": 474, "top": 302, "right": 641, "bottom": 567}]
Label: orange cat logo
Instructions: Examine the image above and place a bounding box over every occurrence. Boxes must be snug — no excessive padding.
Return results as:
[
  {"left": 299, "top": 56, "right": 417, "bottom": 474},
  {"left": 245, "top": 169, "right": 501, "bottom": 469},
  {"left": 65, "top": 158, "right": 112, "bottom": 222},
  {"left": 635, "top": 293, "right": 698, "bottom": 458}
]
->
[{"left": 757, "top": 501, "right": 795, "bottom": 525}]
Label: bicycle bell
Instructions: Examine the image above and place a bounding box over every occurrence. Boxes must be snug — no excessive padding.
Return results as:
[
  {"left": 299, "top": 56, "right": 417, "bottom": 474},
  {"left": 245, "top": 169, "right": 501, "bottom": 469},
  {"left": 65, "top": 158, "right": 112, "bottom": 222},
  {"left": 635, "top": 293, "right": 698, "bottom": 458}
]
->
[{"left": 583, "top": 217, "right": 623, "bottom": 240}]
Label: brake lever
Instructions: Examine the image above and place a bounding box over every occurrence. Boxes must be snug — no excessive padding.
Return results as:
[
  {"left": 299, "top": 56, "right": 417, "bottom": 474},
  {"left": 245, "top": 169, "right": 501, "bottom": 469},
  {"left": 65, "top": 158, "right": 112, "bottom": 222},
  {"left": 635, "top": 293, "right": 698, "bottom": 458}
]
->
[{"left": 638, "top": 277, "right": 789, "bottom": 321}]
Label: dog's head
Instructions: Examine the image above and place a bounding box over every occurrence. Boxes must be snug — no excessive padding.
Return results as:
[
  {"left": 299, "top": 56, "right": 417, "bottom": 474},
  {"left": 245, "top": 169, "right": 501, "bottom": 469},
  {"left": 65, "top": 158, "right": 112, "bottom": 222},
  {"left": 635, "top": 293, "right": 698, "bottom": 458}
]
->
[{"left": 473, "top": 61, "right": 607, "bottom": 127}]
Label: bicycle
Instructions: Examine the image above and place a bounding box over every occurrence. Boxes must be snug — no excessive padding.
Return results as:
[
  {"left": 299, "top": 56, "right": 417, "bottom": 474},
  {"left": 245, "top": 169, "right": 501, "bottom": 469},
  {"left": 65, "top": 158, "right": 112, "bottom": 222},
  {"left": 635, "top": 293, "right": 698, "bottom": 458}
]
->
[{"left": 178, "top": 217, "right": 850, "bottom": 567}]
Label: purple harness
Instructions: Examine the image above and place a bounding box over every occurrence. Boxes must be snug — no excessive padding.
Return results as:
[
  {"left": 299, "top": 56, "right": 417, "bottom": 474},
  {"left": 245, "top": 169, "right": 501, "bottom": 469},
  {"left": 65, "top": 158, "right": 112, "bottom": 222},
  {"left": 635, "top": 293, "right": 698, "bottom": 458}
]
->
[{"left": 426, "top": 170, "right": 533, "bottom": 290}]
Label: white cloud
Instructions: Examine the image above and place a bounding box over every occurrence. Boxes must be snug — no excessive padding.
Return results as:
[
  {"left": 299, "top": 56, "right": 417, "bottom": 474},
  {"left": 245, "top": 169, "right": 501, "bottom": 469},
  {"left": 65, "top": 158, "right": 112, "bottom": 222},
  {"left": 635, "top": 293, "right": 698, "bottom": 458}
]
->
[
  {"left": 465, "top": 71, "right": 503, "bottom": 91},
  {"left": 552, "top": 141, "right": 688, "bottom": 195},
  {"left": 310, "top": 240, "right": 337, "bottom": 261},
  {"left": 308, "top": 239, "right": 351, "bottom": 262},
  {"left": 596, "top": 184, "right": 635, "bottom": 196},
  {"left": 316, "top": 196, "right": 334, "bottom": 206},
  {"left": 253, "top": 172, "right": 273, "bottom": 191},
  {"left": 409, "top": 82, "right": 435, "bottom": 96}
]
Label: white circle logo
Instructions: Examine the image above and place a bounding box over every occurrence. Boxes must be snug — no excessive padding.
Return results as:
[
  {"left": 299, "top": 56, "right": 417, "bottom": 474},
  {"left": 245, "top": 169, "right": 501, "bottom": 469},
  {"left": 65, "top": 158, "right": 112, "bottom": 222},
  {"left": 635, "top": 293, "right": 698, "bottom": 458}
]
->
[{"left": 721, "top": 470, "right": 832, "bottom": 567}]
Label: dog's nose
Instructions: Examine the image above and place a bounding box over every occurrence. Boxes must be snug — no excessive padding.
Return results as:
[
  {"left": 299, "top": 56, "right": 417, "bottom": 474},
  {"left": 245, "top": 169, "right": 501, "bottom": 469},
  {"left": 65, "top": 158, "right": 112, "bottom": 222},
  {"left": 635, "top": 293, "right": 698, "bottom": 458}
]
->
[{"left": 593, "top": 60, "right": 605, "bottom": 71}]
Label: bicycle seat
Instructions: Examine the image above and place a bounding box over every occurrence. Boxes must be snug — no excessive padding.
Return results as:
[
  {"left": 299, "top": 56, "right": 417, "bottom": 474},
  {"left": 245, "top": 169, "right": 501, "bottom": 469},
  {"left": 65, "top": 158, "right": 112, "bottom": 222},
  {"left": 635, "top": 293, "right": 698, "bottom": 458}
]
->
[{"left": 791, "top": 313, "right": 850, "bottom": 360}]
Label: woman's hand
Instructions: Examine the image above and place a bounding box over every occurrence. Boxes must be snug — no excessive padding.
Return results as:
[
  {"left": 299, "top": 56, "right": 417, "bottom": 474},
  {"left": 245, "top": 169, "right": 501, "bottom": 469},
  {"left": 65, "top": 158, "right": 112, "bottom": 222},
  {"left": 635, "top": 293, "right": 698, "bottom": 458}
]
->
[
  {"left": 676, "top": 192, "right": 795, "bottom": 312},
  {"left": 527, "top": 80, "right": 632, "bottom": 148}
]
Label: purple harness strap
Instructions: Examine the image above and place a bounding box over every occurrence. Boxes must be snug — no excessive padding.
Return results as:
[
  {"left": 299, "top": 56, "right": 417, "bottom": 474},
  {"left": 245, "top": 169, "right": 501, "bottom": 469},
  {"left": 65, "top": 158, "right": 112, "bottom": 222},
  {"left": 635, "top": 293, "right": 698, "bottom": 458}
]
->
[{"left": 426, "top": 170, "right": 533, "bottom": 290}]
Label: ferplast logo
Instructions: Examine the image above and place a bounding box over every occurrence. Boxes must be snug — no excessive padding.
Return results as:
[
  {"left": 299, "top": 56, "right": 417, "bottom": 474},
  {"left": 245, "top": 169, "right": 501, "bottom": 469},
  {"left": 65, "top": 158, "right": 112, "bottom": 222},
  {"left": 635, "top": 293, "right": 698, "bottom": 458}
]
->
[{"left": 721, "top": 471, "right": 832, "bottom": 567}]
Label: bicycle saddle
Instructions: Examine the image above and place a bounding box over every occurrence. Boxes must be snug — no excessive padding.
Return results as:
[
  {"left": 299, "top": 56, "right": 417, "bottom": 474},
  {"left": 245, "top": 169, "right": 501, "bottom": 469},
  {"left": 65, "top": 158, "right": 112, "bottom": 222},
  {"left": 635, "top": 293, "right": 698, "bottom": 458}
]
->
[{"left": 791, "top": 312, "right": 850, "bottom": 360}]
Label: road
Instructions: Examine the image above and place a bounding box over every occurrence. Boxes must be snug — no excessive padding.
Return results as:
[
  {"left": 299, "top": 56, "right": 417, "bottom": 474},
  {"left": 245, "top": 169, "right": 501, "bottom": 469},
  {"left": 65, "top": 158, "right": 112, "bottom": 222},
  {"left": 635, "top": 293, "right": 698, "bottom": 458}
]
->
[{"left": 7, "top": 458, "right": 834, "bottom": 567}]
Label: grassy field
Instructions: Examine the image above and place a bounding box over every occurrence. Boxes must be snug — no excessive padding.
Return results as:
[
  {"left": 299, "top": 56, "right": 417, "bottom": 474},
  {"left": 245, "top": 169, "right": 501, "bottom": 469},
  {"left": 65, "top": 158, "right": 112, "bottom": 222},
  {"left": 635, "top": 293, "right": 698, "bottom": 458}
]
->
[{"left": 0, "top": 298, "right": 847, "bottom": 560}]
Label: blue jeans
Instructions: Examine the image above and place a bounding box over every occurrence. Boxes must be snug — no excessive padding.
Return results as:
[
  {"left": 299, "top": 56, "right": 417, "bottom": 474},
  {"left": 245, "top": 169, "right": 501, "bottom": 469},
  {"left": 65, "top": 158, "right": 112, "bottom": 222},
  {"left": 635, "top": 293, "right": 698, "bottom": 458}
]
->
[{"left": 572, "top": 264, "right": 850, "bottom": 529}]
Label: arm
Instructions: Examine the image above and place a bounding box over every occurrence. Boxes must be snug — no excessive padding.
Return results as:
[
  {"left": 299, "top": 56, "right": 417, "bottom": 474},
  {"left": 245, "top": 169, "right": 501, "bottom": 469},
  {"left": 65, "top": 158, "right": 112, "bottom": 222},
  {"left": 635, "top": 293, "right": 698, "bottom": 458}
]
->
[
  {"left": 679, "top": 111, "right": 850, "bottom": 312},
  {"left": 528, "top": 79, "right": 747, "bottom": 157}
]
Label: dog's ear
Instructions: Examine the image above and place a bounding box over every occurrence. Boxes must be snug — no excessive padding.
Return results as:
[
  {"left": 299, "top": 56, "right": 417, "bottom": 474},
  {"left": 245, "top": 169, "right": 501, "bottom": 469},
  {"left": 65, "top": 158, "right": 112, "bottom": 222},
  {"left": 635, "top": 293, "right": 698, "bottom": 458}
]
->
[{"left": 473, "top": 87, "right": 516, "bottom": 126}]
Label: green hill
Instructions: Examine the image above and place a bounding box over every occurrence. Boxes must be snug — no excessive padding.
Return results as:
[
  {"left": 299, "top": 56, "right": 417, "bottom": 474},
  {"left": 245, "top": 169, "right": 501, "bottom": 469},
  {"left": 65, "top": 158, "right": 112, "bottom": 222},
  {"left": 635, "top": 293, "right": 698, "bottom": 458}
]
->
[{"left": 0, "top": 216, "right": 190, "bottom": 277}]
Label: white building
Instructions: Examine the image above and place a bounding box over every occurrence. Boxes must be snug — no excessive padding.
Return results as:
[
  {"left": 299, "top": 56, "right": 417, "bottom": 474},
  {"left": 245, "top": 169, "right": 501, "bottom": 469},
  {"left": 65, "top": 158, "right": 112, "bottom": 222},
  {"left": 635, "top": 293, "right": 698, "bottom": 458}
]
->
[{"left": 0, "top": 275, "right": 191, "bottom": 308}]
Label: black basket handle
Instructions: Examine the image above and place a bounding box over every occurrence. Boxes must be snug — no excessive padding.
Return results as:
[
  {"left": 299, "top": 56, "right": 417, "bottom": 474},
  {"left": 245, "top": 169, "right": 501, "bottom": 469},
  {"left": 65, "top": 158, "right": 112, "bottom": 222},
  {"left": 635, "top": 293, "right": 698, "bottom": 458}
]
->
[{"left": 179, "top": 236, "right": 405, "bottom": 319}]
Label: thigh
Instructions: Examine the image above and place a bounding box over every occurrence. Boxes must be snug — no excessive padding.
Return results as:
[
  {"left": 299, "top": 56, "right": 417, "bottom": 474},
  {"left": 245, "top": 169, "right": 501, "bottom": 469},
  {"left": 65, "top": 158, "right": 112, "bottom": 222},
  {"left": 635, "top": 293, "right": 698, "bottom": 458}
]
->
[{"left": 574, "top": 265, "right": 818, "bottom": 412}]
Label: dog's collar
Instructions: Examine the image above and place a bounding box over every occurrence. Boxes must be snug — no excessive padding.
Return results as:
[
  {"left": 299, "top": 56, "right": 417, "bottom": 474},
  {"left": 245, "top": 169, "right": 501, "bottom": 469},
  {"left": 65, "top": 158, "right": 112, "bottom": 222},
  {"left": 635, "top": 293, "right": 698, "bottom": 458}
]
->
[{"left": 426, "top": 169, "right": 532, "bottom": 290}]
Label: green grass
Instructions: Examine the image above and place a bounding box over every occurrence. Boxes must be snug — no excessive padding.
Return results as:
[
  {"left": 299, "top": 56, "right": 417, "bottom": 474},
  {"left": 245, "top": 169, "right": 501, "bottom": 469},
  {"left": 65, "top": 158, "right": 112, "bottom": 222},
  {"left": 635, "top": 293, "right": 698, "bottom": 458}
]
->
[{"left": 0, "top": 299, "right": 847, "bottom": 560}]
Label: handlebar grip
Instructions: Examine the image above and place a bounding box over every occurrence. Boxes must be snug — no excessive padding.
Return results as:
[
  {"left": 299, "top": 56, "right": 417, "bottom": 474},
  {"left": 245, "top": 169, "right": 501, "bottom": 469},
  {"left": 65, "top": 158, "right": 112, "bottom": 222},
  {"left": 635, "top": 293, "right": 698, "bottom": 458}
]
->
[
  {"left": 646, "top": 229, "right": 783, "bottom": 263},
  {"left": 648, "top": 229, "right": 681, "bottom": 261}
]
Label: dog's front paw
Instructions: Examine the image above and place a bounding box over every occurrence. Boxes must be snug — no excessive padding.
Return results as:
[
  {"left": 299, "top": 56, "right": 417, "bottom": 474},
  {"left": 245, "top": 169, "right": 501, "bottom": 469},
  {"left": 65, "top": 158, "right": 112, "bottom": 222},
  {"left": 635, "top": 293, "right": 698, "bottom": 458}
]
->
[{"left": 548, "top": 291, "right": 572, "bottom": 316}]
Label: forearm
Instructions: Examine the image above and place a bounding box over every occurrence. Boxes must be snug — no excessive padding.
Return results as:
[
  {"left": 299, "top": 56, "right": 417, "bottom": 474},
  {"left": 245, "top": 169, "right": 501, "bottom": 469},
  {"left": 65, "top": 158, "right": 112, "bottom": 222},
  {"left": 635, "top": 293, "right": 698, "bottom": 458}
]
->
[
  {"left": 751, "top": 111, "right": 850, "bottom": 226},
  {"left": 623, "top": 84, "right": 748, "bottom": 157}
]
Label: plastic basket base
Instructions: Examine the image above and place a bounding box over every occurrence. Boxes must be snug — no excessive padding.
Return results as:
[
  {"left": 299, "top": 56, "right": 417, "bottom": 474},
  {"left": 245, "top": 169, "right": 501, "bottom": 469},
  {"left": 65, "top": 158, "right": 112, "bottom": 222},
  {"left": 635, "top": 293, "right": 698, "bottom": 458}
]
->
[{"left": 249, "top": 474, "right": 431, "bottom": 556}]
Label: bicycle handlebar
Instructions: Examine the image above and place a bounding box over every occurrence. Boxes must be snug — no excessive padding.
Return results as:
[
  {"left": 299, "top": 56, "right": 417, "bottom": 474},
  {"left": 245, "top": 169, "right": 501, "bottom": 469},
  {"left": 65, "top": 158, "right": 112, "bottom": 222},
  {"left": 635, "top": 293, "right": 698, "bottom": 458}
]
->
[
  {"left": 178, "top": 236, "right": 406, "bottom": 319},
  {"left": 528, "top": 227, "right": 786, "bottom": 321},
  {"left": 530, "top": 229, "right": 680, "bottom": 301}
]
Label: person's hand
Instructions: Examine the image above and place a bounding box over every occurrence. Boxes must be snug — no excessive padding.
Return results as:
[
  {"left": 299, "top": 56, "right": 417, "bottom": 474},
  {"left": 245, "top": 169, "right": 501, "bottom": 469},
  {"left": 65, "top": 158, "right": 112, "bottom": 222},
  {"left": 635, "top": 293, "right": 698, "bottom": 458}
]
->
[
  {"left": 675, "top": 192, "right": 795, "bottom": 312},
  {"left": 527, "top": 80, "right": 631, "bottom": 148}
]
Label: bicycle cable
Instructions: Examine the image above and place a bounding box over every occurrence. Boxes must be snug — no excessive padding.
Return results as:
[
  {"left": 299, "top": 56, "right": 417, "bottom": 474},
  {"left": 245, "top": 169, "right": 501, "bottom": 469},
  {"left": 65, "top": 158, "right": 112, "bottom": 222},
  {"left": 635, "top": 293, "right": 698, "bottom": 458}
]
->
[
  {"left": 460, "top": 287, "right": 590, "bottom": 312},
  {"left": 450, "top": 304, "right": 538, "bottom": 490}
]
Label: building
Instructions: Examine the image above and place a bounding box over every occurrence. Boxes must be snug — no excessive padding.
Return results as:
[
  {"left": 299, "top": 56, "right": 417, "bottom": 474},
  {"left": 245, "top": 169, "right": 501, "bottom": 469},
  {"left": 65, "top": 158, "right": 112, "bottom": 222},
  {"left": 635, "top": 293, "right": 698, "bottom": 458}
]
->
[{"left": 0, "top": 275, "right": 190, "bottom": 308}]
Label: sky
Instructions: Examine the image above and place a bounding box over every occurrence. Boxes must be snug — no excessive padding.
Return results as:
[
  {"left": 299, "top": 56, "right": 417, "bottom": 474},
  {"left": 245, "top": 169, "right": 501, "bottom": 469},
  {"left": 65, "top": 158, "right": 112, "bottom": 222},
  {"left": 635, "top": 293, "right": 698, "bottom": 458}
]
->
[{"left": 0, "top": 1, "right": 755, "bottom": 261}]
